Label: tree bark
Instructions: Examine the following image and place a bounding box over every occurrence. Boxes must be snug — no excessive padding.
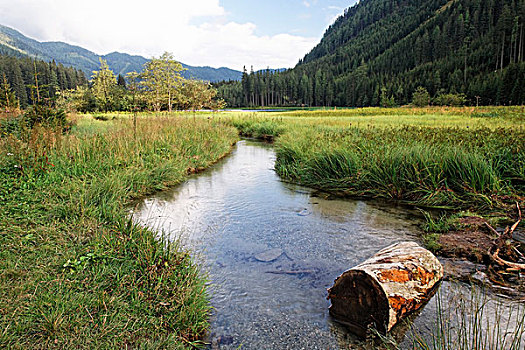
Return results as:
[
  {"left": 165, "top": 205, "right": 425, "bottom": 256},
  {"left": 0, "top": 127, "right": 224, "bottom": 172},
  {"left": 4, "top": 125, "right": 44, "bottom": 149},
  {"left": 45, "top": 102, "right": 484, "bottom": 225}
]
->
[{"left": 328, "top": 241, "right": 443, "bottom": 337}]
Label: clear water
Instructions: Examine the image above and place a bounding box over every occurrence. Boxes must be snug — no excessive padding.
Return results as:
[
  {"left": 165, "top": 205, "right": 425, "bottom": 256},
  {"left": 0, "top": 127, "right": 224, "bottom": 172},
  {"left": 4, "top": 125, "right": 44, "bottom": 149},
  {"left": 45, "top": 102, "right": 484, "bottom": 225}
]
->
[{"left": 133, "top": 140, "right": 520, "bottom": 349}]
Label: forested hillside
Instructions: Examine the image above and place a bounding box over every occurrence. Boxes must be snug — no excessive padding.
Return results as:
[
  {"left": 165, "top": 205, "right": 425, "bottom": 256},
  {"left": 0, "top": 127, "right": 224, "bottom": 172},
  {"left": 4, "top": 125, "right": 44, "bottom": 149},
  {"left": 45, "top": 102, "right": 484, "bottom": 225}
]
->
[
  {"left": 0, "top": 54, "right": 87, "bottom": 108},
  {"left": 0, "top": 24, "right": 242, "bottom": 82},
  {"left": 217, "top": 0, "right": 525, "bottom": 107}
]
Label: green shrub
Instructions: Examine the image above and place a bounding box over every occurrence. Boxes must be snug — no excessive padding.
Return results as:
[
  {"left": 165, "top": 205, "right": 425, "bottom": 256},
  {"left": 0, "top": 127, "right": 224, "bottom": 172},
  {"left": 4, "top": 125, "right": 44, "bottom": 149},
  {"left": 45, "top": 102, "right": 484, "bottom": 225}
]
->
[
  {"left": 434, "top": 93, "right": 468, "bottom": 106},
  {"left": 23, "top": 104, "right": 67, "bottom": 128},
  {"left": 0, "top": 114, "right": 25, "bottom": 138},
  {"left": 412, "top": 86, "right": 430, "bottom": 107}
]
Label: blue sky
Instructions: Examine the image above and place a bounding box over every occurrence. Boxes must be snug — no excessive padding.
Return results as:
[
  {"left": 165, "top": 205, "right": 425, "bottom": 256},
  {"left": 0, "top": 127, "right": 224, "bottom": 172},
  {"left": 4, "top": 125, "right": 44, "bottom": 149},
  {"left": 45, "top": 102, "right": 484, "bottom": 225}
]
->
[
  {"left": 213, "top": 0, "right": 352, "bottom": 37},
  {"left": 0, "top": 0, "right": 358, "bottom": 70}
]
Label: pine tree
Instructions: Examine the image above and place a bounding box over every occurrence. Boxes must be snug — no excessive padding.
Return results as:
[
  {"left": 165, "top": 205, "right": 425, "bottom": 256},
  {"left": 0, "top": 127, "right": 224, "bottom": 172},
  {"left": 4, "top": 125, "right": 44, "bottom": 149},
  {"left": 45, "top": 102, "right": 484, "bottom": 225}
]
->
[
  {"left": 117, "top": 74, "right": 127, "bottom": 88},
  {"left": 0, "top": 74, "right": 19, "bottom": 111},
  {"left": 412, "top": 86, "right": 430, "bottom": 107},
  {"left": 6, "top": 58, "right": 27, "bottom": 107}
]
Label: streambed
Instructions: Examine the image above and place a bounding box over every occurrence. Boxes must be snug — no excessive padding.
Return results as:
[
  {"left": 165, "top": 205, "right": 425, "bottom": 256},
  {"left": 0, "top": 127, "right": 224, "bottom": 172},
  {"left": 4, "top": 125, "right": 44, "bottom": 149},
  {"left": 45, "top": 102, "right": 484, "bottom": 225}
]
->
[{"left": 133, "top": 140, "right": 518, "bottom": 349}]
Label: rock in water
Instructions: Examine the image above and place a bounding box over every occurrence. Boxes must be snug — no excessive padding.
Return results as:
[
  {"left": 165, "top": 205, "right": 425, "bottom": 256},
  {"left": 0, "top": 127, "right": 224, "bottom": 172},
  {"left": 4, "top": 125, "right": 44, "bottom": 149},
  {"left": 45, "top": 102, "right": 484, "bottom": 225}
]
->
[
  {"left": 254, "top": 249, "right": 284, "bottom": 262},
  {"left": 328, "top": 241, "right": 443, "bottom": 337}
]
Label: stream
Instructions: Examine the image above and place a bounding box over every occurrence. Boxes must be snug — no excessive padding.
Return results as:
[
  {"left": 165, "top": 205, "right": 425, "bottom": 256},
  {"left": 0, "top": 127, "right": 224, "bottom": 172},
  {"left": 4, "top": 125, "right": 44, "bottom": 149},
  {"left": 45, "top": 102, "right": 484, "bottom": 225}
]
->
[{"left": 133, "top": 140, "right": 520, "bottom": 349}]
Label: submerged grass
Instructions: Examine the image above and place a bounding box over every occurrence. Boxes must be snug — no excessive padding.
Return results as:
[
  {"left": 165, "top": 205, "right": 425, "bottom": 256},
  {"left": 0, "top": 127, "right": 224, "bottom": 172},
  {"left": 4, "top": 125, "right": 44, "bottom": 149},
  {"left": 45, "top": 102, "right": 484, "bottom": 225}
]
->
[{"left": 0, "top": 114, "right": 238, "bottom": 348}]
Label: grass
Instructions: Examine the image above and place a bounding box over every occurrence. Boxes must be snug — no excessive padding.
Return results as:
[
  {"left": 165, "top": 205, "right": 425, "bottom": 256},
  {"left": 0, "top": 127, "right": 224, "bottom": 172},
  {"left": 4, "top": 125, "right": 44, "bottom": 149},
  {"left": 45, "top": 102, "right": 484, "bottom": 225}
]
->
[
  {"left": 0, "top": 113, "right": 238, "bottom": 348},
  {"left": 225, "top": 107, "right": 524, "bottom": 210},
  {"left": 230, "top": 118, "right": 286, "bottom": 140},
  {"left": 274, "top": 126, "right": 523, "bottom": 208},
  {"left": 1, "top": 107, "right": 524, "bottom": 347},
  {"left": 224, "top": 106, "right": 525, "bottom": 130},
  {"left": 409, "top": 287, "right": 525, "bottom": 350}
]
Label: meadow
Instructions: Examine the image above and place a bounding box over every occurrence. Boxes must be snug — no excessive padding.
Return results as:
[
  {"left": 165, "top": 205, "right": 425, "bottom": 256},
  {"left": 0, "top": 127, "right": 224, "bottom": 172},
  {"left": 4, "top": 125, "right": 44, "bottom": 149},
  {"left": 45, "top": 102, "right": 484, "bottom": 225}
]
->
[
  {"left": 0, "top": 114, "right": 238, "bottom": 348},
  {"left": 1, "top": 106, "right": 524, "bottom": 348}
]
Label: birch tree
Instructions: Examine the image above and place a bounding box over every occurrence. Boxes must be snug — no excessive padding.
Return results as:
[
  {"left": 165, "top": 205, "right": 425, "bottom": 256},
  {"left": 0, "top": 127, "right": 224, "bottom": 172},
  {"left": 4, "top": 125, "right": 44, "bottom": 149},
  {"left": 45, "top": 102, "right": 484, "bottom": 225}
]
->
[
  {"left": 141, "top": 52, "right": 185, "bottom": 112},
  {"left": 181, "top": 79, "right": 217, "bottom": 111}
]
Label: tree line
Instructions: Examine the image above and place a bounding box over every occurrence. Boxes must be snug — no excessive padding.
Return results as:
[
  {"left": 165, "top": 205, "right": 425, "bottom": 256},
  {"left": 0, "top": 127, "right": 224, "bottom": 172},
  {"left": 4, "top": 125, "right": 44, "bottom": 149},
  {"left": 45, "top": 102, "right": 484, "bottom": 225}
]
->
[
  {"left": 216, "top": 0, "right": 525, "bottom": 107},
  {"left": 0, "top": 52, "right": 224, "bottom": 114},
  {"left": 0, "top": 54, "right": 87, "bottom": 110}
]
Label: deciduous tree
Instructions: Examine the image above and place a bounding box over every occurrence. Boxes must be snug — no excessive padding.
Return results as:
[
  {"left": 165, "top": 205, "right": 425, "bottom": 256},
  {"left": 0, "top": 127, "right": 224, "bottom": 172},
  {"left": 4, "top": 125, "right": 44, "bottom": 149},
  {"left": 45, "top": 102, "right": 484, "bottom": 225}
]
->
[
  {"left": 141, "top": 52, "right": 185, "bottom": 112},
  {"left": 91, "top": 59, "right": 116, "bottom": 112}
]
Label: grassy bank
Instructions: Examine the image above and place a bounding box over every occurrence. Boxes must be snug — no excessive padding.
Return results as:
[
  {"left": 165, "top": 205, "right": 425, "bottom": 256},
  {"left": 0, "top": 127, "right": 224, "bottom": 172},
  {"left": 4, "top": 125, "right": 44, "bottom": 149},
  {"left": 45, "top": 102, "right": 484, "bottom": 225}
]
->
[
  {"left": 227, "top": 107, "right": 524, "bottom": 206},
  {"left": 274, "top": 125, "right": 524, "bottom": 208},
  {"left": 0, "top": 114, "right": 238, "bottom": 348},
  {"left": 227, "top": 107, "right": 525, "bottom": 258}
]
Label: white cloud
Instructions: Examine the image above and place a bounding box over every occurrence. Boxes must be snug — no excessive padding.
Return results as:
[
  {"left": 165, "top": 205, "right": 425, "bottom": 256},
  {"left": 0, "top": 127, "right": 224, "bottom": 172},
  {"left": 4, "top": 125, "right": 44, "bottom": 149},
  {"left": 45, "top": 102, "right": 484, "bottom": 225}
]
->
[
  {"left": 0, "top": 0, "right": 318, "bottom": 70},
  {"left": 302, "top": 0, "right": 318, "bottom": 8}
]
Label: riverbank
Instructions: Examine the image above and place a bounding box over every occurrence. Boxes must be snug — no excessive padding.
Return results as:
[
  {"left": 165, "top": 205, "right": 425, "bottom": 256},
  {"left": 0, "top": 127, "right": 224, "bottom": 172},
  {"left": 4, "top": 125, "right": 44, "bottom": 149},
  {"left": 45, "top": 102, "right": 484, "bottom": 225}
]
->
[
  {"left": 0, "top": 114, "right": 238, "bottom": 348},
  {"left": 227, "top": 107, "right": 525, "bottom": 291}
]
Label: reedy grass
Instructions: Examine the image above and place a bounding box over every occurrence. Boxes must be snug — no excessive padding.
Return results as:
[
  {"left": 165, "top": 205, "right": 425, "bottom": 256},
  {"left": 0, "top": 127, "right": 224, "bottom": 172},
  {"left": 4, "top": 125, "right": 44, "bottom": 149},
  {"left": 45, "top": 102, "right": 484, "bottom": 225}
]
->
[
  {"left": 272, "top": 125, "right": 524, "bottom": 208},
  {"left": 231, "top": 118, "right": 286, "bottom": 139},
  {"left": 0, "top": 114, "right": 238, "bottom": 348},
  {"left": 409, "top": 287, "right": 525, "bottom": 350}
]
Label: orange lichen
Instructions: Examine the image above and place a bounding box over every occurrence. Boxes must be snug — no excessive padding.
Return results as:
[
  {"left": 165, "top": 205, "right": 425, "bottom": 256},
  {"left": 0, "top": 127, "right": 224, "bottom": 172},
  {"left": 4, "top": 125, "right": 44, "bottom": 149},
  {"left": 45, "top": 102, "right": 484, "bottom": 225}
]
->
[
  {"left": 415, "top": 266, "right": 435, "bottom": 285},
  {"left": 388, "top": 295, "right": 418, "bottom": 319},
  {"left": 377, "top": 265, "right": 436, "bottom": 285},
  {"left": 377, "top": 268, "right": 412, "bottom": 283}
]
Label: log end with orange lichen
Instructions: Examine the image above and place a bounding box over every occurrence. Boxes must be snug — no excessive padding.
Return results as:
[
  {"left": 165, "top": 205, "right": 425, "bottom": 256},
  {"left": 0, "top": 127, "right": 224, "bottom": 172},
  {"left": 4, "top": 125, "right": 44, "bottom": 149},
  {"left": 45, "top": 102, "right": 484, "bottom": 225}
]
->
[{"left": 328, "top": 241, "right": 443, "bottom": 336}]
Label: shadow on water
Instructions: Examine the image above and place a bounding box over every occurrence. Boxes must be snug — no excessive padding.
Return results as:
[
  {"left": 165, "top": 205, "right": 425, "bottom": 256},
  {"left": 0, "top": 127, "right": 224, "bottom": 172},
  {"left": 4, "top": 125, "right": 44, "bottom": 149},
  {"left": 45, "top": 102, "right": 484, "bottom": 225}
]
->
[{"left": 133, "top": 140, "right": 520, "bottom": 350}]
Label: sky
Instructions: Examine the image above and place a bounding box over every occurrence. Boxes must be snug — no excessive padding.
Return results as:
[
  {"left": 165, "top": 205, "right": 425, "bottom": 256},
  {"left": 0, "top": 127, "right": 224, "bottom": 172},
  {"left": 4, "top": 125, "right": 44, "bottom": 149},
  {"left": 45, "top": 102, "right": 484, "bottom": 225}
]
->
[{"left": 0, "top": 0, "right": 357, "bottom": 71}]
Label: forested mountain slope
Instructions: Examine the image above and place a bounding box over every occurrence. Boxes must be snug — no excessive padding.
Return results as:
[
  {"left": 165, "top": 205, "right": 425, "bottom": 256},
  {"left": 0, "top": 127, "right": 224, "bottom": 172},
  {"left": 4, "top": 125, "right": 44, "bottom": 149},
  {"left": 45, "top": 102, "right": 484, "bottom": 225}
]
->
[
  {"left": 218, "top": 0, "right": 525, "bottom": 107},
  {"left": 0, "top": 24, "right": 242, "bottom": 82}
]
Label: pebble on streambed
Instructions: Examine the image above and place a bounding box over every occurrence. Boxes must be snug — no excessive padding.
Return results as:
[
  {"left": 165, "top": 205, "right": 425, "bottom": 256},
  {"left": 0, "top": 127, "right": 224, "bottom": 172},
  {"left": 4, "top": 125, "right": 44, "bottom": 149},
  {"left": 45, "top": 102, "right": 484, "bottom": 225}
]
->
[{"left": 254, "top": 248, "right": 286, "bottom": 263}]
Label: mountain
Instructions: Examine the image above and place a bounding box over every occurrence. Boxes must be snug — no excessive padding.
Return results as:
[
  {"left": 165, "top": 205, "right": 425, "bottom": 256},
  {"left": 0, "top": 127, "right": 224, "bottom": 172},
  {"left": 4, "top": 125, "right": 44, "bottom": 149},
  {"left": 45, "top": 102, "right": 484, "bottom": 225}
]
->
[
  {"left": 0, "top": 24, "right": 242, "bottom": 82},
  {"left": 181, "top": 64, "right": 242, "bottom": 82},
  {"left": 219, "top": 0, "right": 525, "bottom": 107}
]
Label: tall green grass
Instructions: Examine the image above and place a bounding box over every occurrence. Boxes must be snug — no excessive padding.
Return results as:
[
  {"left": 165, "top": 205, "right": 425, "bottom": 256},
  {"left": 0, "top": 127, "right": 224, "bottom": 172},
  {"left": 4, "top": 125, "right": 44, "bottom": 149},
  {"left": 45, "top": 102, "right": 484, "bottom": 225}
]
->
[
  {"left": 230, "top": 115, "right": 286, "bottom": 140},
  {"left": 0, "top": 115, "right": 238, "bottom": 348},
  {"left": 272, "top": 125, "right": 524, "bottom": 208},
  {"left": 226, "top": 108, "right": 524, "bottom": 208}
]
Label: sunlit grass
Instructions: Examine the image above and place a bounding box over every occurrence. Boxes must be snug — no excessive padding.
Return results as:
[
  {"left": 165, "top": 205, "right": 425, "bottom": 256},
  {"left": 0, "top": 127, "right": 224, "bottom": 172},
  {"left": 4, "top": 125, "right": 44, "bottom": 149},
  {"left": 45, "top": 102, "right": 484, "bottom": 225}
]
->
[{"left": 221, "top": 106, "right": 524, "bottom": 130}]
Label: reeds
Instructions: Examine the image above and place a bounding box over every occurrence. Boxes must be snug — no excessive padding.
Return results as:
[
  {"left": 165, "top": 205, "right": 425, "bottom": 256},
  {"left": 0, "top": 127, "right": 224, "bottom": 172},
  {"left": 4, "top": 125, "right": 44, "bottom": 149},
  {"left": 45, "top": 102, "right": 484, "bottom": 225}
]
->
[
  {"left": 273, "top": 125, "right": 524, "bottom": 208},
  {"left": 410, "top": 287, "right": 525, "bottom": 350}
]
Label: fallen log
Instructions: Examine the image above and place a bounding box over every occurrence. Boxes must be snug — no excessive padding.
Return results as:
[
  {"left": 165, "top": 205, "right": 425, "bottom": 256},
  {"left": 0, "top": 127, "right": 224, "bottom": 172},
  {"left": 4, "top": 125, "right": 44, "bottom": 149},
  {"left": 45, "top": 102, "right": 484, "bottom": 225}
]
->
[{"left": 327, "top": 241, "right": 443, "bottom": 337}]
